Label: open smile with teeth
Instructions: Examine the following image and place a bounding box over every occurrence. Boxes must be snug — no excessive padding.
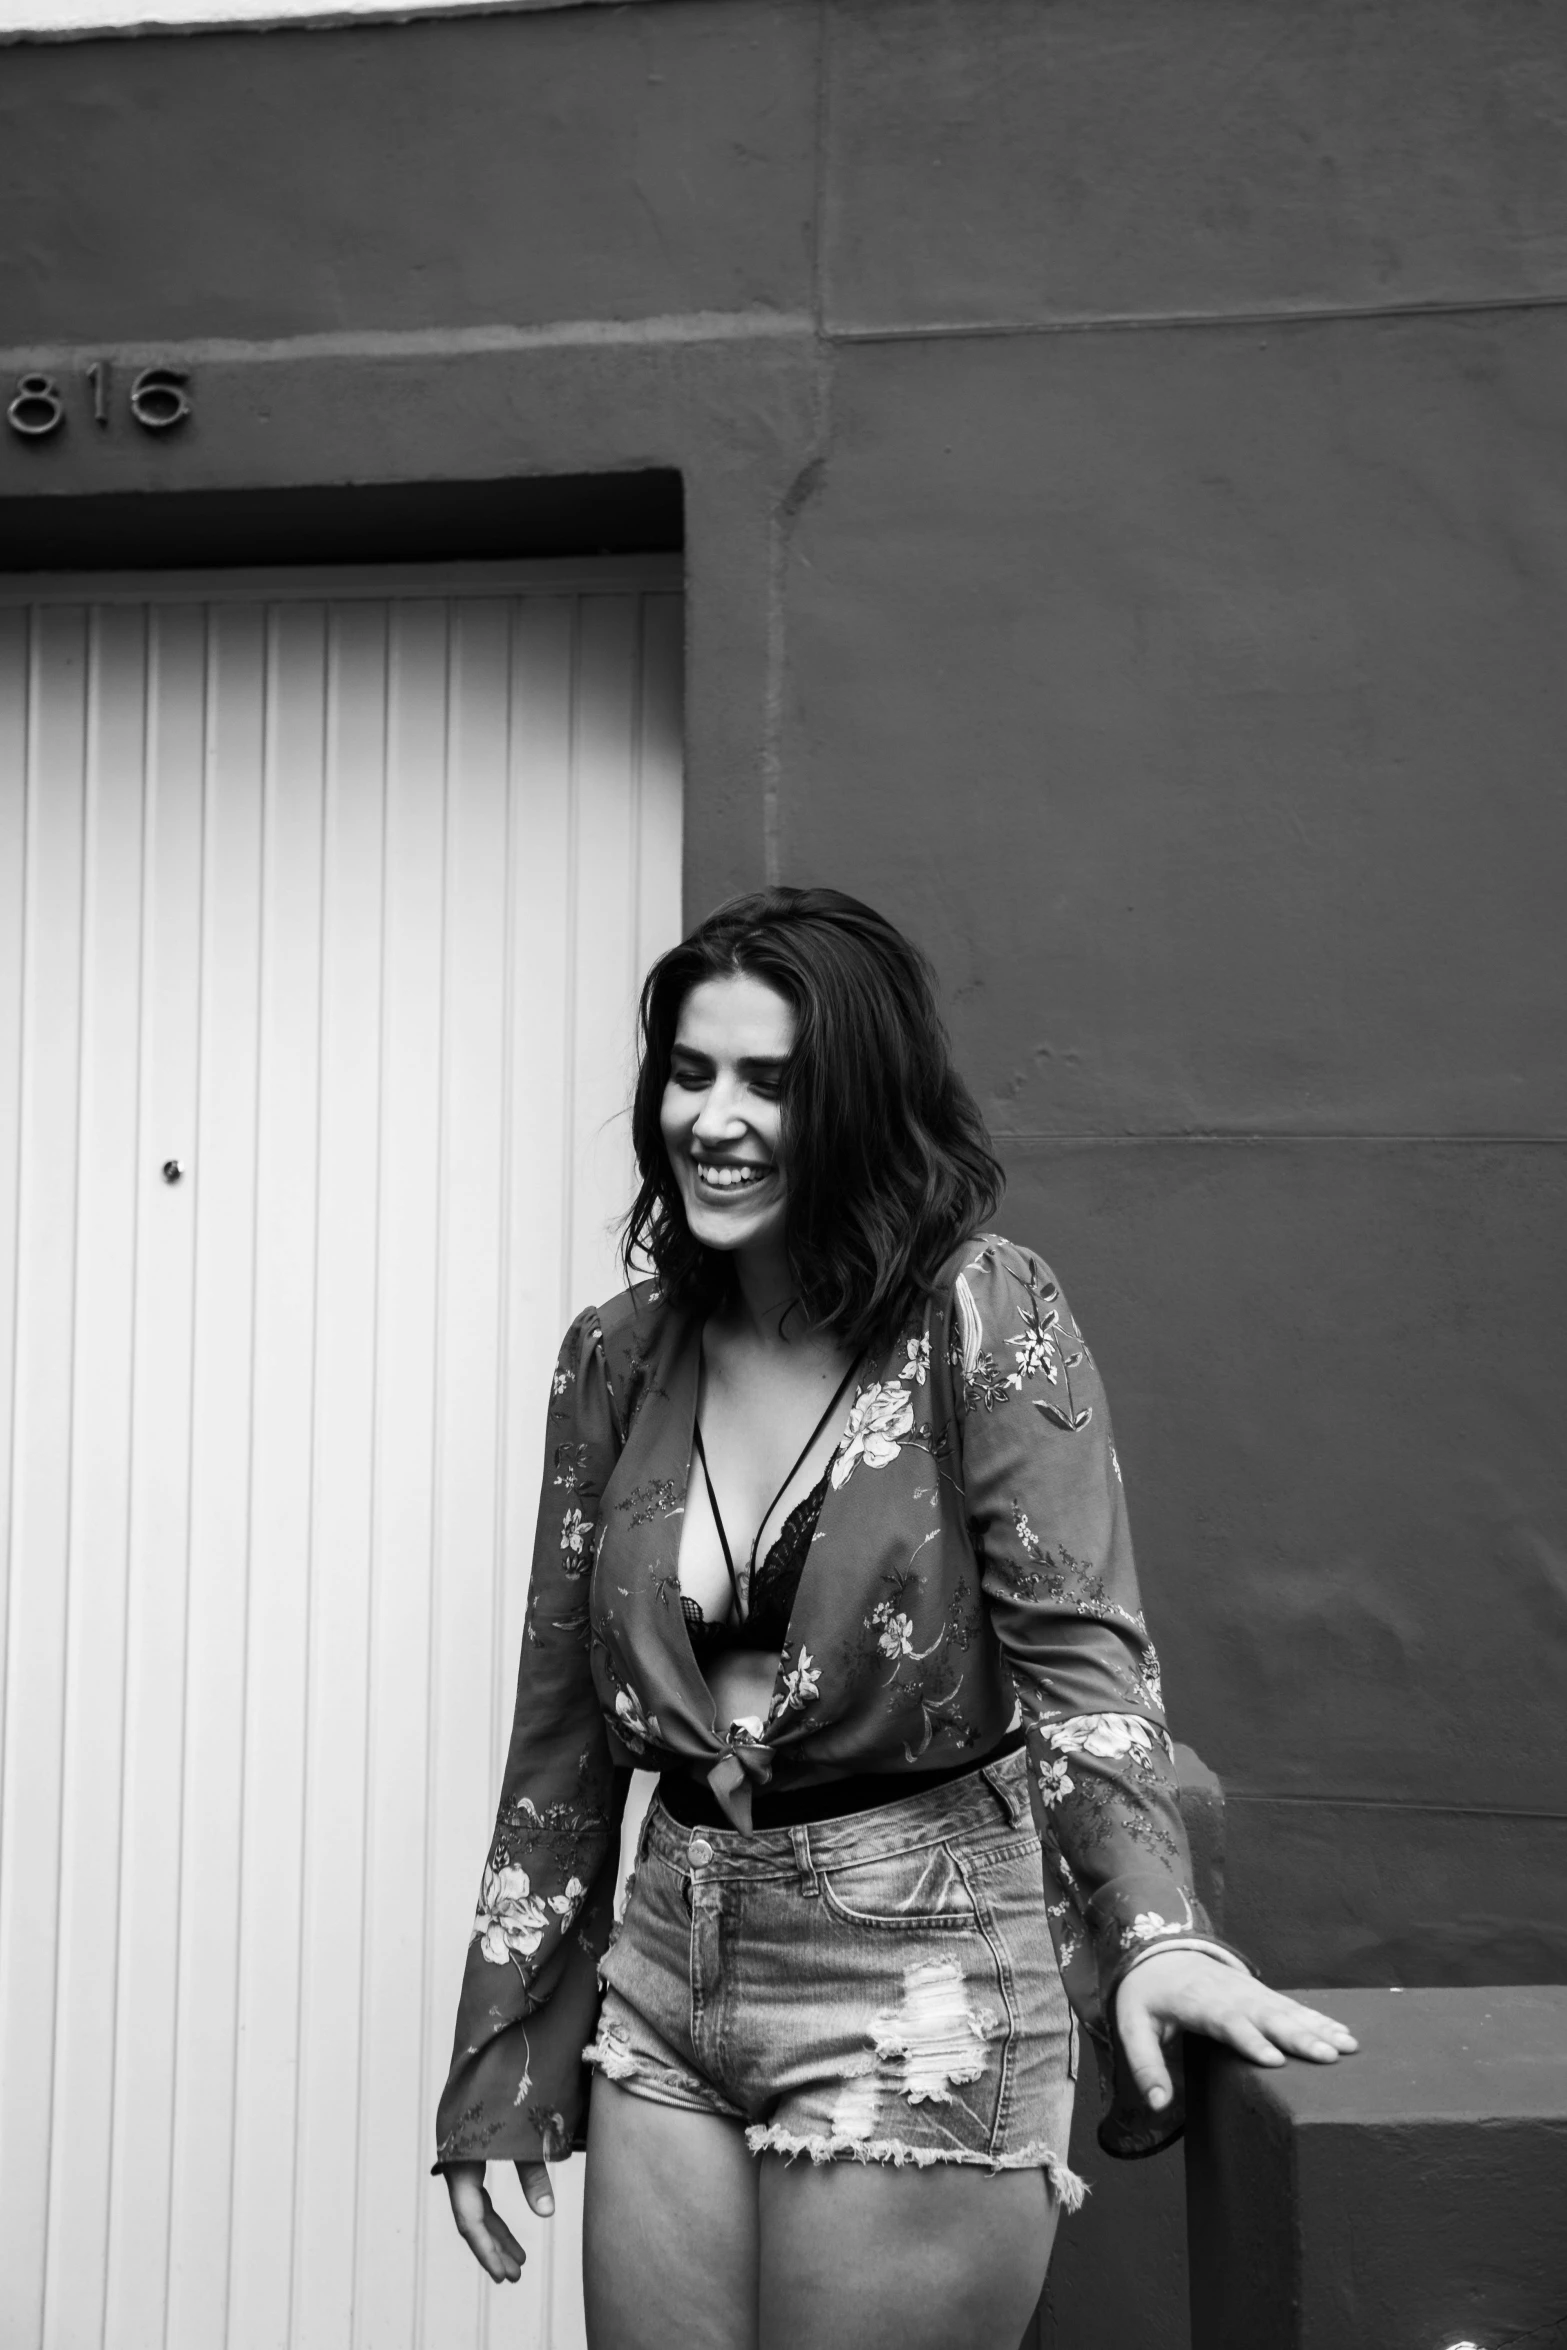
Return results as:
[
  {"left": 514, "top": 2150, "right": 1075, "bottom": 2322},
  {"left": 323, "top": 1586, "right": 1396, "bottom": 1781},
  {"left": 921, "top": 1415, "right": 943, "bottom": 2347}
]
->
[{"left": 695, "top": 1161, "right": 772, "bottom": 1192}]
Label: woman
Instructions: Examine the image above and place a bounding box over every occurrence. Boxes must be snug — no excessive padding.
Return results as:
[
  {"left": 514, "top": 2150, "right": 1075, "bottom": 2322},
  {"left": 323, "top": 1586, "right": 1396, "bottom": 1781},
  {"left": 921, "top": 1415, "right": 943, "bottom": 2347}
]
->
[{"left": 436, "top": 888, "right": 1355, "bottom": 2350}]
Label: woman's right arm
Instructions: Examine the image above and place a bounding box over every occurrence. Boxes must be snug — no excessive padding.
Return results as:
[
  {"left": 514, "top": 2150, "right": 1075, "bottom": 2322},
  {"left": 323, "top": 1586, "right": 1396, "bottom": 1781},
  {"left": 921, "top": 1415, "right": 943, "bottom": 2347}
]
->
[{"left": 433, "top": 1306, "right": 629, "bottom": 2229}]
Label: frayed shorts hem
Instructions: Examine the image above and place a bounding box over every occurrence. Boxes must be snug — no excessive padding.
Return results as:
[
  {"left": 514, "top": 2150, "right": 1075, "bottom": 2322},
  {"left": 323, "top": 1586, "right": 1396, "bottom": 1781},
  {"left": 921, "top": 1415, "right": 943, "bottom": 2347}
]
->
[
  {"left": 582, "top": 2031, "right": 743, "bottom": 2120},
  {"left": 584, "top": 2038, "right": 1088, "bottom": 2210},
  {"left": 744, "top": 2124, "right": 1088, "bottom": 2208}
]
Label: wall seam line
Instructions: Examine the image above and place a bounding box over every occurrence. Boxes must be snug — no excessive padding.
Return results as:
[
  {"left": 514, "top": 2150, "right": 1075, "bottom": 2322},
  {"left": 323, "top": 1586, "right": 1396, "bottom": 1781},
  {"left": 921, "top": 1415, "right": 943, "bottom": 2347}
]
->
[
  {"left": 826, "top": 289, "right": 1567, "bottom": 344},
  {"left": 990, "top": 1131, "right": 1567, "bottom": 1146},
  {"left": 1228, "top": 1793, "right": 1567, "bottom": 1823}
]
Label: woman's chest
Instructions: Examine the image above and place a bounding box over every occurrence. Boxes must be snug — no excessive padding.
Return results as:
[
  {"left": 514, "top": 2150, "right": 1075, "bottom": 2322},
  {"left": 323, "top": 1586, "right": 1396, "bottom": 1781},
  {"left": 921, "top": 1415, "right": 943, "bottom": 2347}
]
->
[
  {"left": 678, "top": 1339, "right": 857, "bottom": 1616},
  {"left": 596, "top": 1323, "right": 969, "bottom": 1642}
]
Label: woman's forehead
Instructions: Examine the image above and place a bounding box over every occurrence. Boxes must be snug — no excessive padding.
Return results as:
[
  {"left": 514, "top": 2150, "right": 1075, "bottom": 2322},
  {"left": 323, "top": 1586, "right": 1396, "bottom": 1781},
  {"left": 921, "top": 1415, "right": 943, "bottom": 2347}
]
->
[{"left": 673, "top": 971, "right": 795, "bottom": 1058}]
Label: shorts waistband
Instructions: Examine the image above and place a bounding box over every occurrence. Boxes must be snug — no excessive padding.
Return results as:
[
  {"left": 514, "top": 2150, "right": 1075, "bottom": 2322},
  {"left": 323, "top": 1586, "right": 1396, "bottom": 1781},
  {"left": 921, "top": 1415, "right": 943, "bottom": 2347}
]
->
[
  {"left": 656, "top": 1728, "right": 1025, "bottom": 1835},
  {"left": 644, "top": 1738, "right": 1033, "bottom": 1880}
]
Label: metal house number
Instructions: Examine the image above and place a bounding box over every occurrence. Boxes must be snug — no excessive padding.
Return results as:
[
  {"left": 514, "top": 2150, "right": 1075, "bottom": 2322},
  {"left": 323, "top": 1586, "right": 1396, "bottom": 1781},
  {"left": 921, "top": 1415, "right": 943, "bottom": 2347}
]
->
[
  {"left": 6, "top": 374, "right": 65, "bottom": 438},
  {"left": 129, "top": 367, "right": 191, "bottom": 432},
  {"left": 6, "top": 362, "right": 194, "bottom": 440}
]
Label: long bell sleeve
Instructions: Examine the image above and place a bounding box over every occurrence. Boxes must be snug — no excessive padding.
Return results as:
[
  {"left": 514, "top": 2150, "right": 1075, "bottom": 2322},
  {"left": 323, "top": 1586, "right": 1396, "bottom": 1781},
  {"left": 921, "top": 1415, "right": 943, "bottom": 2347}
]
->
[
  {"left": 433, "top": 1306, "right": 629, "bottom": 2170},
  {"left": 950, "top": 1237, "right": 1249, "bottom": 2156}
]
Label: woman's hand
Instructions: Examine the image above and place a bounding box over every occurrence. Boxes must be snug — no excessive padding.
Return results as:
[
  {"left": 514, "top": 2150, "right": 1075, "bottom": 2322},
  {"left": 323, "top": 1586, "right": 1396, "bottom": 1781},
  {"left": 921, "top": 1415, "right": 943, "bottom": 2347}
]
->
[
  {"left": 445, "top": 2159, "right": 555, "bottom": 2283},
  {"left": 1114, "top": 1948, "right": 1359, "bottom": 2112}
]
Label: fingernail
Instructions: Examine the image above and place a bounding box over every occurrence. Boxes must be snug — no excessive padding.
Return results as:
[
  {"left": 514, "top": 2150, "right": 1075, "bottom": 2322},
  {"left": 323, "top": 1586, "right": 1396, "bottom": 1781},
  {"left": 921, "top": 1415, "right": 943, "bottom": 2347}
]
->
[
  {"left": 538, "top": 2197, "right": 555, "bottom": 2216},
  {"left": 1148, "top": 2085, "right": 1170, "bottom": 2110}
]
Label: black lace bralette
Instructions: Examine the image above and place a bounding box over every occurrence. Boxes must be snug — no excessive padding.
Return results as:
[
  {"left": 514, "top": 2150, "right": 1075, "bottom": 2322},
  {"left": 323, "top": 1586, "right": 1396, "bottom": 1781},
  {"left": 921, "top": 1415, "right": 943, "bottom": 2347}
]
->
[
  {"left": 681, "top": 1469, "right": 831, "bottom": 1662},
  {"left": 680, "top": 1357, "right": 857, "bottom": 1667}
]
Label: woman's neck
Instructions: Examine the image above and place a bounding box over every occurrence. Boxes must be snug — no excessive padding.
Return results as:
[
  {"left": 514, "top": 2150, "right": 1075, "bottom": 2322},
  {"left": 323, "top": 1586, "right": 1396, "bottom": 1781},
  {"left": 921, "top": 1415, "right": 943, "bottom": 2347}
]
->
[{"left": 724, "top": 1240, "right": 806, "bottom": 1347}]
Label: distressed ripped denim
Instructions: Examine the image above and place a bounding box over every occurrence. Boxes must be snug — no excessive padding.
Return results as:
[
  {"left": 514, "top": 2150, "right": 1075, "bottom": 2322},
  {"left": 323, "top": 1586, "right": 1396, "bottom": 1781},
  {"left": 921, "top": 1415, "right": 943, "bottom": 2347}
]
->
[{"left": 583, "top": 1746, "right": 1084, "bottom": 2206}]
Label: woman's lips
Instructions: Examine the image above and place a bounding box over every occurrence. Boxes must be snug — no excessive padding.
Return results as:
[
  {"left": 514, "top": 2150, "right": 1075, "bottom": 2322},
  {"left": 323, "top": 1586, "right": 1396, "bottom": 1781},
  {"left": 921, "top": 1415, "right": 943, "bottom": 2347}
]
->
[{"left": 693, "top": 1160, "right": 773, "bottom": 1193}]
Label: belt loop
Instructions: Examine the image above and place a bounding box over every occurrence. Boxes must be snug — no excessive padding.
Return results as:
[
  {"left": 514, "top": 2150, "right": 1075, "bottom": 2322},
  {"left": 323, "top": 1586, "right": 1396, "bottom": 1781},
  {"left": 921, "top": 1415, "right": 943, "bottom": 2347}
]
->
[
  {"left": 790, "top": 1822, "right": 819, "bottom": 1896},
  {"left": 982, "top": 1752, "right": 1028, "bottom": 1825}
]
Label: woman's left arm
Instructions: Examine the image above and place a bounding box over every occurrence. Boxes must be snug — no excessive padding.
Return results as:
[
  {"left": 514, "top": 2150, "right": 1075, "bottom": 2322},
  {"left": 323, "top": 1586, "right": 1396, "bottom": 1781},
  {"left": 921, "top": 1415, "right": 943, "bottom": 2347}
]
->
[{"left": 950, "top": 1238, "right": 1354, "bottom": 2151}]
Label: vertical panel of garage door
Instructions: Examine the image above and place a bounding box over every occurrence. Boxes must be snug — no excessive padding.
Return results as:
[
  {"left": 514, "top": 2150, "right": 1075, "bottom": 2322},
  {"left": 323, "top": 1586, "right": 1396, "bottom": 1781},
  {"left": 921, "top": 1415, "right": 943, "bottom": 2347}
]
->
[{"left": 0, "top": 564, "right": 683, "bottom": 2350}]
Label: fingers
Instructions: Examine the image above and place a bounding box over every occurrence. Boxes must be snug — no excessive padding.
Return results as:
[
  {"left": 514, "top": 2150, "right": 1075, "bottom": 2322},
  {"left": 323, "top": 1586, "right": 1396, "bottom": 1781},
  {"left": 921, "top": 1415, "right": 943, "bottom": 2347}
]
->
[
  {"left": 516, "top": 2159, "right": 555, "bottom": 2218},
  {"left": 1212, "top": 2011, "right": 1288, "bottom": 2068},
  {"left": 1116, "top": 1955, "right": 1361, "bottom": 2083},
  {"left": 1252, "top": 1996, "right": 1359, "bottom": 2064},
  {"left": 1114, "top": 1989, "right": 1175, "bottom": 2112},
  {"left": 483, "top": 2199, "right": 528, "bottom": 2277},
  {"left": 445, "top": 2163, "right": 526, "bottom": 2285}
]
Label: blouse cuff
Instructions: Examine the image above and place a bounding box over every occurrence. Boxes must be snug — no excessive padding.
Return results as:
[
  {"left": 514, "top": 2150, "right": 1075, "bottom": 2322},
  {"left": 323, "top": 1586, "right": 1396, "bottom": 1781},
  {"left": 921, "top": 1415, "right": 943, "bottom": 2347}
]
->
[
  {"left": 1108, "top": 1933, "right": 1255, "bottom": 2016},
  {"left": 1091, "top": 1930, "right": 1256, "bottom": 2162}
]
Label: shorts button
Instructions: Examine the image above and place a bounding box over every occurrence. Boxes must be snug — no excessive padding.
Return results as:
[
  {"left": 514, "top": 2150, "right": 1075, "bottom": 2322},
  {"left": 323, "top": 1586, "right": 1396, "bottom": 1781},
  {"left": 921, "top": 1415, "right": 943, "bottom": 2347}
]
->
[{"left": 688, "top": 1836, "right": 713, "bottom": 1867}]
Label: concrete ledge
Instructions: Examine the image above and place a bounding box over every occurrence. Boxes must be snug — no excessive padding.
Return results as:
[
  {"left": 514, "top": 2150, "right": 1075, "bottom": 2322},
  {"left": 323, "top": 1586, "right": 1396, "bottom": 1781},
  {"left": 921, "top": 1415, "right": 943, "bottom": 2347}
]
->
[{"left": 1186, "top": 1986, "right": 1567, "bottom": 2350}]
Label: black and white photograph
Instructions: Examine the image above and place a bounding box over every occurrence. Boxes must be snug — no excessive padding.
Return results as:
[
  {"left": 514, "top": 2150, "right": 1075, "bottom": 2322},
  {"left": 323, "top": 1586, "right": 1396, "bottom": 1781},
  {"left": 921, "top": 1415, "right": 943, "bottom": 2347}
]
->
[{"left": 1, "top": 4, "right": 1564, "bottom": 2347}]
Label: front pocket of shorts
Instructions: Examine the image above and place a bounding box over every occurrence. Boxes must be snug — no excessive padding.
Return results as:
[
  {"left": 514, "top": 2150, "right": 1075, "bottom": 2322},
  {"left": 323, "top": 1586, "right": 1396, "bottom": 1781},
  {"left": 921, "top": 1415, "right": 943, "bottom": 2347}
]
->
[{"left": 816, "top": 1840, "right": 979, "bottom": 1931}]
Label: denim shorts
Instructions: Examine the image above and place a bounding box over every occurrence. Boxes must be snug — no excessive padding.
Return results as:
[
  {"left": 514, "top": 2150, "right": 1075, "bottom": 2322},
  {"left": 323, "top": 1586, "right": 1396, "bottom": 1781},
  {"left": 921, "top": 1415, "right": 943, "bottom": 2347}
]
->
[{"left": 582, "top": 1745, "right": 1084, "bottom": 2203}]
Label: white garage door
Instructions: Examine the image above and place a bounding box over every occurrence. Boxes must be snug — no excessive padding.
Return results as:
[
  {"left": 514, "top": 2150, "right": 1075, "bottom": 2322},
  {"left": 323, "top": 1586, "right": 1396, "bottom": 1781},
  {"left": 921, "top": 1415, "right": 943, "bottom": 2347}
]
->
[{"left": 0, "top": 559, "right": 683, "bottom": 2350}]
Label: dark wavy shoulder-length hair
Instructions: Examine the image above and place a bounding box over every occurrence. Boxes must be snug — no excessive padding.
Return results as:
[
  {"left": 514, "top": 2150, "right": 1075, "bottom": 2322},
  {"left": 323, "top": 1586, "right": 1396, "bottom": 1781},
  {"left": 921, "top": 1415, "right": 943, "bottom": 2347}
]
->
[{"left": 622, "top": 887, "right": 1004, "bottom": 1353}]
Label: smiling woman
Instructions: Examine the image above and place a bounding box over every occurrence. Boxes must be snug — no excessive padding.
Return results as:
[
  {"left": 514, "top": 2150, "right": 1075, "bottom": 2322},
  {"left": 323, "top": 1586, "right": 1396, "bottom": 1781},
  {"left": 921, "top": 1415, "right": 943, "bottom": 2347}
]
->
[
  {"left": 434, "top": 888, "right": 1357, "bottom": 2350},
  {"left": 662, "top": 970, "right": 790, "bottom": 1228},
  {"left": 625, "top": 891, "right": 1005, "bottom": 1353}
]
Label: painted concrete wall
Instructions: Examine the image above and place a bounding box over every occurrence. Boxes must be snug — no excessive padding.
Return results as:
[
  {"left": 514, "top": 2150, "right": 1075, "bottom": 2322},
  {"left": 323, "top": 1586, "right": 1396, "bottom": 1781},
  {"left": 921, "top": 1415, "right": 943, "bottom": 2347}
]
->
[{"left": 3, "top": 1, "right": 1564, "bottom": 2338}]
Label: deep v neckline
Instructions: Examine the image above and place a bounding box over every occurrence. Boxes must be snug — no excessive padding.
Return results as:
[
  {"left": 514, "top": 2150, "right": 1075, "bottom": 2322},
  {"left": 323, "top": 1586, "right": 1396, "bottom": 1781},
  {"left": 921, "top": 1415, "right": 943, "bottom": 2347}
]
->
[{"left": 691, "top": 1355, "right": 860, "bottom": 1624}]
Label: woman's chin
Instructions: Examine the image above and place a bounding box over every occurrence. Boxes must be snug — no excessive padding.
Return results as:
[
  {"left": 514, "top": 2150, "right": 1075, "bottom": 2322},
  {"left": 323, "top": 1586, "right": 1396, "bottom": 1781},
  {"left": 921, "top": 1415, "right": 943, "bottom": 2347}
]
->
[{"left": 684, "top": 1185, "right": 783, "bottom": 1252}]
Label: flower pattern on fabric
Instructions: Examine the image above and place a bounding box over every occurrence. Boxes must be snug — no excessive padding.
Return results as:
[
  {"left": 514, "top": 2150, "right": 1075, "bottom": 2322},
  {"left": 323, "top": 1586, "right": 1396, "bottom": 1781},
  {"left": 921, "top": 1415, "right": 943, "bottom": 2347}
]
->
[
  {"left": 610, "top": 1680, "right": 660, "bottom": 1755},
  {"left": 1047, "top": 1712, "right": 1170, "bottom": 1766},
  {"left": 831, "top": 1379, "right": 916, "bottom": 1488},
  {"left": 472, "top": 1864, "right": 549, "bottom": 1967},
  {"left": 770, "top": 1645, "right": 821, "bottom": 1721},
  {"left": 951, "top": 1273, "right": 985, "bottom": 1382},
  {"left": 549, "top": 1875, "right": 587, "bottom": 1924},
  {"left": 1126, "top": 1905, "right": 1193, "bottom": 1946},
  {"left": 875, "top": 1608, "right": 917, "bottom": 1660},
  {"left": 435, "top": 1237, "right": 1229, "bottom": 2181}
]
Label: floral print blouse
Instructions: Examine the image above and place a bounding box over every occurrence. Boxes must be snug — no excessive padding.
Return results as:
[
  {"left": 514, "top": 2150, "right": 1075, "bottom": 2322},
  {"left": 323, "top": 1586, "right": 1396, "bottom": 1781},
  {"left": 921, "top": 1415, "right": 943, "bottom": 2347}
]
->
[{"left": 434, "top": 1236, "right": 1237, "bottom": 2173}]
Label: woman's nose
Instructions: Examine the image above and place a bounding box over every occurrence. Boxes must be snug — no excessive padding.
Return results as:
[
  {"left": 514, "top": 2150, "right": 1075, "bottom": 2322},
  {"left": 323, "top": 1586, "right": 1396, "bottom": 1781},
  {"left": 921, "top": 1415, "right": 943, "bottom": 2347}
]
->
[{"left": 691, "top": 1080, "right": 746, "bottom": 1141}]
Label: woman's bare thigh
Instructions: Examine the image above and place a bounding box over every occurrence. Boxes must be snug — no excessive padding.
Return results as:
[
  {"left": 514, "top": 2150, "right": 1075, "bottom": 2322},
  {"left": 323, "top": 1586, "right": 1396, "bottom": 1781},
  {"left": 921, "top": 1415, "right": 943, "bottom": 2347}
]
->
[
  {"left": 581, "top": 2077, "right": 1059, "bottom": 2350},
  {"left": 757, "top": 2156, "right": 1057, "bottom": 2350},
  {"left": 582, "top": 2074, "right": 759, "bottom": 2350}
]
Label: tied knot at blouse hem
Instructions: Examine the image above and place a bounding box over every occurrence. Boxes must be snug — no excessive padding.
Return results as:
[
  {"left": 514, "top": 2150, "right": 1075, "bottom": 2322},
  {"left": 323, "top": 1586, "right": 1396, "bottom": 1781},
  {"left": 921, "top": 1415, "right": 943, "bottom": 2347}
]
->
[{"left": 432, "top": 1234, "right": 1247, "bottom": 2176}]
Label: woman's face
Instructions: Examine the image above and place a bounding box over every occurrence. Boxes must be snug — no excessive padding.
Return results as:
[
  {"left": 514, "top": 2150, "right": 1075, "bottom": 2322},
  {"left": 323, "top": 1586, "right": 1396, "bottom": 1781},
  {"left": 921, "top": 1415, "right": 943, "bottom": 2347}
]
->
[{"left": 660, "top": 970, "right": 794, "bottom": 1257}]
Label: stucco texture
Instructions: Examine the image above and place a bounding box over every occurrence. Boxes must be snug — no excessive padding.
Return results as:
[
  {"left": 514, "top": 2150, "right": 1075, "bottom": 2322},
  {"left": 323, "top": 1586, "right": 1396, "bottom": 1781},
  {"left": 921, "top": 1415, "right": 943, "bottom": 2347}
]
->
[{"left": 2, "top": 4, "right": 1564, "bottom": 2343}]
